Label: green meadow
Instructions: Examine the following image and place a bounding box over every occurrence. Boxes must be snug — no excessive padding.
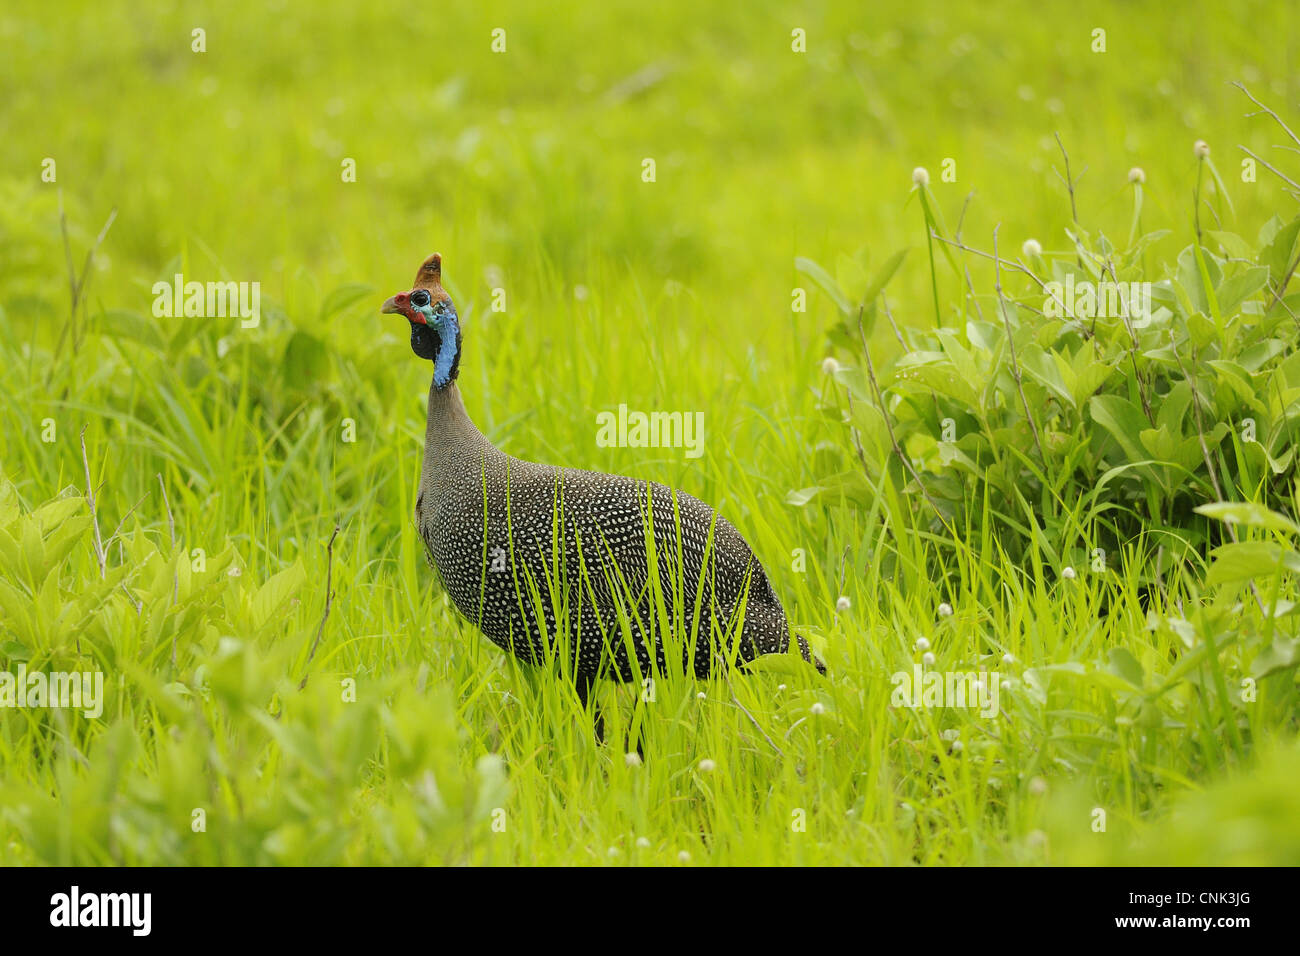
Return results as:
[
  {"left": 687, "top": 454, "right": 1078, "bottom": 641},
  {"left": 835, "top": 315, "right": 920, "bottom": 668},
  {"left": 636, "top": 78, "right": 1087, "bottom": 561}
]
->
[{"left": 1, "top": 0, "right": 1299, "bottom": 864}]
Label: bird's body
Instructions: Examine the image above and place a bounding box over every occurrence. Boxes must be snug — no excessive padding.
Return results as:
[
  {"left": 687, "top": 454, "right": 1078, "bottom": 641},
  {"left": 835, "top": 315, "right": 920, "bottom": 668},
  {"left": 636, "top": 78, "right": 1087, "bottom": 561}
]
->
[
  {"left": 384, "top": 253, "right": 822, "bottom": 714},
  {"left": 416, "top": 382, "right": 812, "bottom": 684}
]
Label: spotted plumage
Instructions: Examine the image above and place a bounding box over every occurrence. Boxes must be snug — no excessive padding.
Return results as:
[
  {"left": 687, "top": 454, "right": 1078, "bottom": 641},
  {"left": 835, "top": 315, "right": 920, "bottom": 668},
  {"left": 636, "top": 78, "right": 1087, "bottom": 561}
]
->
[{"left": 383, "top": 254, "right": 824, "bottom": 708}]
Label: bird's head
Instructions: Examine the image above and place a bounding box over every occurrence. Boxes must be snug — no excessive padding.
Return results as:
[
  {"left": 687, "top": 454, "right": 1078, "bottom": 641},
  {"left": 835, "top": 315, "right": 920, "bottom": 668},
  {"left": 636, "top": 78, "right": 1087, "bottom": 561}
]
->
[{"left": 381, "top": 252, "right": 462, "bottom": 389}]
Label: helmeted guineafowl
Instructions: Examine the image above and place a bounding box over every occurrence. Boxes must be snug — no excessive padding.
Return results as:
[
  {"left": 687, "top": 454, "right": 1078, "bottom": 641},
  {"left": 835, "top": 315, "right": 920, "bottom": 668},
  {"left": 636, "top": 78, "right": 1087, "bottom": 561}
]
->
[{"left": 383, "top": 253, "right": 825, "bottom": 729}]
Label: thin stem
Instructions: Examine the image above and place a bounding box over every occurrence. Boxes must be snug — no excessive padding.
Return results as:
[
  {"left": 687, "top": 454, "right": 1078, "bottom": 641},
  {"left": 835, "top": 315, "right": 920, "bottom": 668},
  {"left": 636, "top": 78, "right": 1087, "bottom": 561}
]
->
[{"left": 992, "top": 226, "right": 1046, "bottom": 465}]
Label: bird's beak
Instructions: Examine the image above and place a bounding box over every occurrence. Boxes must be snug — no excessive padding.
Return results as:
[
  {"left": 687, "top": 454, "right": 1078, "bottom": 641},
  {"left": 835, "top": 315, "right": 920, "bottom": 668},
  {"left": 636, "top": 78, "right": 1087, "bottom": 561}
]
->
[{"left": 381, "top": 291, "right": 425, "bottom": 323}]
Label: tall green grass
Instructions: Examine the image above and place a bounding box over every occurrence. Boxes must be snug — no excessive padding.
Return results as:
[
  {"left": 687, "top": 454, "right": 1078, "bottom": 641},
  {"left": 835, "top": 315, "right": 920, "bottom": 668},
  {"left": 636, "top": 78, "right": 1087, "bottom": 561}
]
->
[{"left": 1, "top": 0, "right": 1298, "bottom": 865}]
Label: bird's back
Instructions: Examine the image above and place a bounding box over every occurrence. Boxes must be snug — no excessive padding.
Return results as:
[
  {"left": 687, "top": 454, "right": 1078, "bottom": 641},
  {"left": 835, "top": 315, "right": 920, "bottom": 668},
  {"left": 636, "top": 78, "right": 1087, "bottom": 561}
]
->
[{"left": 417, "top": 432, "right": 793, "bottom": 681}]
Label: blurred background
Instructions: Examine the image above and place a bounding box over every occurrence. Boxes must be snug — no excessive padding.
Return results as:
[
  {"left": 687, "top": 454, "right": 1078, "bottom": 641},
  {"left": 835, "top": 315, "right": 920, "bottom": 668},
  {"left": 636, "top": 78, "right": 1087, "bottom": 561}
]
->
[{"left": 2, "top": 0, "right": 1296, "bottom": 364}]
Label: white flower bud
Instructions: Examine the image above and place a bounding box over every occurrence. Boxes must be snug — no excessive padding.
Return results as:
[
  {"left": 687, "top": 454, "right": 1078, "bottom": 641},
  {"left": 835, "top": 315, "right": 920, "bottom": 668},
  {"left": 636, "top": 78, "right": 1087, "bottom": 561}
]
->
[
  {"left": 810, "top": 702, "right": 825, "bottom": 715},
  {"left": 922, "top": 652, "right": 936, "bottom": 666},
  {"left": 698, "top": 758, "right": 716, "bottom": 773},
  {"left": 1022, "top": 238, "right": 1042, "bottom": 258},
  {"left": 937, "top": 602, "right": 953, "bottom": 617},
  {"left": 915, "top": 637, "right": 931, "bottom": 652},
  {"left": 821, "top": 356, "right": 841, "bottom": 376},
  {"left": 836, "top": 596, "right": 851, "bottom": 613},
  {"left": 912, "top": 166, "right": 930, "bottom": 186},
  {"left": 1062, "top": 566, "right": 1076, "bottom": 580},
  {"left": 1128, "top": 166, "right": 1146, "bottom": 184},
  {"left": 625, "top": 752, "right": 642, "bottom": 767},
  {"left": 1194, "top": 139, "right": 1210, "bottom": 158}
]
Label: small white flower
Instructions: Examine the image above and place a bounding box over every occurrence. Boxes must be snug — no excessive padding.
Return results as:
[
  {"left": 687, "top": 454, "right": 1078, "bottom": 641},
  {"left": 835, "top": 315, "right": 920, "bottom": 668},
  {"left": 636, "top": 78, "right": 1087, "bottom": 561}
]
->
[
  {"left": 635, "top": 837, "right": 651, "bottom": 849},
  {"left": 836, "top": 596, "right": 851, "bottom": 613},
  {"left": 1022, "top": 238, "right": 1042, "bottom": 258},
  {"left": 574, "top": 284, "right": 590, "bottom": 301},
  {"left": 777, "top": 683, "right": 787, "bottom": 693},
  {"left": 677, "top": 850, "right": 691, "bottom": 863},
  {"left": 607, "top": 846, "right": 620, "bottom": 858},
  {"left": 1062, "top": 566, "right": 1077, "bottom": 580},
  {"left": 696, "top": 691, "right": 706, "bottom": 700},
  {"left": 1002, "top": 652, "right": 1015, "bottom": 665},
  {"left": 1194, "top": 139, "right": 1210, "bottom": 158},
  {"left": 821, "top": 356, "right": 841, "bottom": 376},
  {"left": 912, "top": 166, "right": 930, "bottom": 186},
  {"left": 922, "top": 652, "right": 936, "bottom": 667},
  {"left": 625, "top": 752, "right": 642, "bottom": 767},
  {"left": 698, "top": 758, "right": 716, "bottom": 773},
  {"left": 1128, "top": 166, "right": 1146, "bottom": 184},
  {"left": 915, "top": 637, "right": 931, "bottom": 652},
  {"left": 940, "top": 729, "right": 960, "bottom": 741},
  {"left": 227, "top": 566, "right": 242, "bottom": 577},
  {"left": 937, "top": 602, "right": 953, "bottom": 617},
  {"left": 1029, "top": 776, "right": 1048, "bottom": 795},
  {"left": 951, "top": 739, "right": 964, "bottom": 753},
  {"left": 810, "top": 702, "right": 825, "bottom": 715}
]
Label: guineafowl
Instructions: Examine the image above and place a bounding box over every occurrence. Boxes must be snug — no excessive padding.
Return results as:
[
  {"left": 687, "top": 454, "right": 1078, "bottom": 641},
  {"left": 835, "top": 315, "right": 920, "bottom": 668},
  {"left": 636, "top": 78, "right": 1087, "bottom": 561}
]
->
[{"left": 383, "top": 253, "right": 825, "bottom": 734}]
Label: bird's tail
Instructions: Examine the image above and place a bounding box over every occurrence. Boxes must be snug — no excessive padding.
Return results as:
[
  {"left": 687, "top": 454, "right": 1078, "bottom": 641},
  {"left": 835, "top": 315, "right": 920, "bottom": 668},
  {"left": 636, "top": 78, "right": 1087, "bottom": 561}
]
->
[{"left": 794, "top": 634, "right": 827, "bottom": 675}]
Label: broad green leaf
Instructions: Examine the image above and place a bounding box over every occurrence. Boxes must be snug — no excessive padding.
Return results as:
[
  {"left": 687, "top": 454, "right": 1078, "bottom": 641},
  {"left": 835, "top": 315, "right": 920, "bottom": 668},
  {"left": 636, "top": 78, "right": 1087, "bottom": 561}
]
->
[
  {"left": 795, "top": 257, "right": 851, "bottom": 314},
  {"left": 1205, "top": 541, "right": 1300, "bottom": 586},
  {"left": 829, "top": 365, "right": 872, "bottom": 403},
  {"left": 1215, "top": 267, "right": 1269, "bottom": 316},
  {"left": 862, "top": 249, "right": 909, "bottom": 306},
  {"left": 1204, "top": 230, "right": 1253, "bottom": 260},
  {"left": 1089, "top": 394, "right": 1150, "bottom": 463},
  {"left": 1177, "top": 244, "right": 1222, "bottom": 317},
  {"left": 1107, "top": 647, "right": 1145, "bottom": 688},
  {"left": 1195, "top": 502, "right": 1300, "bottom": 536},
  {"left": 1259, "top": 215, "right": 1300, "bottom": 287},
  {"left": 1250, "top": 636, "right": 1300, "bottom": 679},
  {"left": 251, "top": 560, "right": 308, "bottom": 630}
]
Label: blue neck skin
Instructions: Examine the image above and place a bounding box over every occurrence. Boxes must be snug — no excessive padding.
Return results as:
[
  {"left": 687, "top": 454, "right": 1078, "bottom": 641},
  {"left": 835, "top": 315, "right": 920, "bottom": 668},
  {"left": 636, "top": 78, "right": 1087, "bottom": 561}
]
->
[
  {"left": 433, "top": 326, "right": 458, "bottom": 388},
  {"left": 414, "top": 301, "right": 460, "bottom": 388}
]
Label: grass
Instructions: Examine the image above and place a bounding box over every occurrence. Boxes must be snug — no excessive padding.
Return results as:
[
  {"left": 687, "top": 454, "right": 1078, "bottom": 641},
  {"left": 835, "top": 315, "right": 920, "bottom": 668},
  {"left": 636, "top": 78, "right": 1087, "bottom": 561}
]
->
[{"left": 1, "top": 0, "right": 1298, "bottom": 865}]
